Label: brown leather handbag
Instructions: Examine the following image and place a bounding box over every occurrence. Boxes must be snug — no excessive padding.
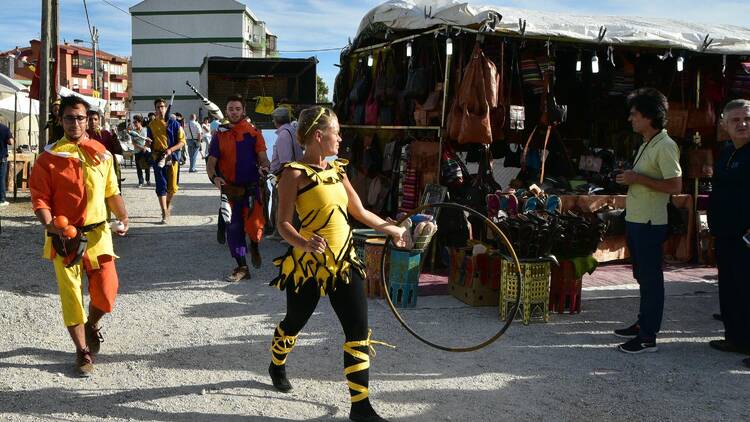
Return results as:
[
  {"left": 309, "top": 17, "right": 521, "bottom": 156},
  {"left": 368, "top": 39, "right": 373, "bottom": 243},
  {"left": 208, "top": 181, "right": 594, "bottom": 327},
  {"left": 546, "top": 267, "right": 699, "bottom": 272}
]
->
[{"left": 457, "top": 43, "right": 495, "bottom": 145}]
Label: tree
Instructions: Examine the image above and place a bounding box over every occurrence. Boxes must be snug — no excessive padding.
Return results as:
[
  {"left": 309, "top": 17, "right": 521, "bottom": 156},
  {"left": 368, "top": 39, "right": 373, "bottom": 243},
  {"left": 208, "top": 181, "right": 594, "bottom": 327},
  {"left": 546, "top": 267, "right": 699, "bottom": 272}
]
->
[{"left": 316, "top": 75, "right": 329, "bottom": 103}]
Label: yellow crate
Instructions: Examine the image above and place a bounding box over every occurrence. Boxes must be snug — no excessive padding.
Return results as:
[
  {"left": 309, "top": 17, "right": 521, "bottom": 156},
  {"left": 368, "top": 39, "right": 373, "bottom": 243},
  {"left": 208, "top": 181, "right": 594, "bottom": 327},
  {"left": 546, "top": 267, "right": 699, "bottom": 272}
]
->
[{"left": 499, "top": 259, "right": 551, "bottom": 325}]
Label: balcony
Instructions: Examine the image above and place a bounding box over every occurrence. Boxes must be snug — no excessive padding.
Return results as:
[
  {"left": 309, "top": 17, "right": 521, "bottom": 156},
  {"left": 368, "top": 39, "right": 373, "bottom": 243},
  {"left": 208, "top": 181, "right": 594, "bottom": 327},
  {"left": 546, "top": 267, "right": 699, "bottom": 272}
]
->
[
  {"left": 110, "top": 73, "right": 125, "bottom": 82},
  {"left": 110, "top": 91, "right": 128, "bottom": 100},
  {"left": 75, "top": 87, "right": 93, "bottom": 95},
  {"left": 73, "top": 66, "right": 92, "bottom": 76}
]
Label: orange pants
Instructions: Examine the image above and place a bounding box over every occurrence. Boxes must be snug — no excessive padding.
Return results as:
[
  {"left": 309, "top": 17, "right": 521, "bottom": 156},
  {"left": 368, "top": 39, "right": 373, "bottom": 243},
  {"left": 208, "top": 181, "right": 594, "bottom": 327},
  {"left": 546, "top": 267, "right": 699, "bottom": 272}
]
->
[{"left": 53, "top": 254, "right": 119, "bottom": 327}]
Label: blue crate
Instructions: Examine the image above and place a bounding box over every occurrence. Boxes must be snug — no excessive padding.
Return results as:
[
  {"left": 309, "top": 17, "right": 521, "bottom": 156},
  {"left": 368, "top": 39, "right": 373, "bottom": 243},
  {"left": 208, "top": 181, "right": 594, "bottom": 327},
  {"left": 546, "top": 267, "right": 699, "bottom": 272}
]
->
[
  {"left": 388, "top": 249, "right": 421, "bottom": 285},
  {"left": 388, "top": 281, "right": 418, "bottom": 308}
]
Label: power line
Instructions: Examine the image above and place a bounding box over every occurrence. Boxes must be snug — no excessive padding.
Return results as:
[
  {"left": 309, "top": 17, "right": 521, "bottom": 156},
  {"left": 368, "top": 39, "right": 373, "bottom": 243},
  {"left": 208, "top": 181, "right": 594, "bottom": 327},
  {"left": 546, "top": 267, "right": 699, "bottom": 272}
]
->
[{"left": 97, "top": 0, "right": 345, "bottom": 54}]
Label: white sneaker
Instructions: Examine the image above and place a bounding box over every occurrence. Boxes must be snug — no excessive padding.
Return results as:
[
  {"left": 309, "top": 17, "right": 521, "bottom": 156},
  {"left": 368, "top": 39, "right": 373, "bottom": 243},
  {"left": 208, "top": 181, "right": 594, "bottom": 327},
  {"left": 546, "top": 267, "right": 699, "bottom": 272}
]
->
[{"left": 0, "top": 201, "right": 9, "bottom": 206}]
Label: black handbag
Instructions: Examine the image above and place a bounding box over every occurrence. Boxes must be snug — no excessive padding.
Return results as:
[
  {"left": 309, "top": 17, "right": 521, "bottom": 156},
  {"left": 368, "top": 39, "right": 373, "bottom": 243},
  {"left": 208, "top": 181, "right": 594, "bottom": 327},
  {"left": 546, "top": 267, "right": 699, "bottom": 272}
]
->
[
  {"left": 403, "top": 54, "right": 429, "bottom": 102},
  {"left": 348, "top": 60, "right": 371, "bottom": 104}
]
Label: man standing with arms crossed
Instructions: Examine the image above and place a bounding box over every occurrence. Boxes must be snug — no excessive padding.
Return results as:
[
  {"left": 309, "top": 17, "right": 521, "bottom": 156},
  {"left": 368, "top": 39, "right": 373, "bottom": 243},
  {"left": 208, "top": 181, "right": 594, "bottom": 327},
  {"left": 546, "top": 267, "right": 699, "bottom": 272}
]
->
[
  {"left": 708, "top": 99, "right": 750, "bottom": 368},
  {"left": 207, "top": 95, "right": 270, "bottom": 282},
  {"left": 29, "top": 96, "right": 129, "bottom": 376},
  {"left": 147, "top": 98, "right": 185, "bottom": 224}
]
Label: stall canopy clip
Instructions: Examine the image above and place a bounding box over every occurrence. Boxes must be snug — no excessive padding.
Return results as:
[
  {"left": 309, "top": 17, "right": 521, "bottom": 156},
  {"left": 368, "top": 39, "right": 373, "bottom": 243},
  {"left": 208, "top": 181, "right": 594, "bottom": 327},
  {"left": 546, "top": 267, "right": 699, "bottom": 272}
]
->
[
  {"left": 479, "top": 11, "right": 502, "bottom": 33},
  {"left": 518, "top": 19, "right": 527, "bottom": 38},
  {"left": 423, "top": 5, "right": 433, "bottom": 20},
  {"left": 657, "top": 49, "right": 673, "bottom": 61},
  {"left": 701, "top": 34, "right": 714, "bottom": 52},
  {"left": 597, "top": 26, "right": 607, "bottom": 43},
  {"left": 607, "top": 46, "right": 615, "bottom": 67}
]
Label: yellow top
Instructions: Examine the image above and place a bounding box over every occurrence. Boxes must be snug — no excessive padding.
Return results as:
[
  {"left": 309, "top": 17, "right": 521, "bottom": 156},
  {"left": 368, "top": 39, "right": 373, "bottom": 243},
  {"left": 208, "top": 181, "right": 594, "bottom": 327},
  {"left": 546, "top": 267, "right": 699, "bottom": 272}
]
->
[
  {"left": 31, "top": 138, "right": 120, "bottom": 269},
  {"left": 625, "top": 130, "right": 682, "bottom": 225},
  {"left": 148, "top": 118, "right": 185, "bottom": 152},
  {"left": 271, "top": 159, "right": 365, "bottom": 295}
]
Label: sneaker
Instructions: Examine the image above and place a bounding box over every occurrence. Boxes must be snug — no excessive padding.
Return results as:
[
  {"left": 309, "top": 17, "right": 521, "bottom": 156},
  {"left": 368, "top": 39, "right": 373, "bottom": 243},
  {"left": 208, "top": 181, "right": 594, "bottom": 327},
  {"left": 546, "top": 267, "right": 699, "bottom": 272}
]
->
[
  {"left": 618, "top": 337, "right": 658, "bottom": 354},
  {"left": 75, "top": 348, "right": 94, "bottom": 377},
  {"left": 709, "top": 339, "right": 750, "bottom": 355},
  {"left": 225, "top": 266, "right": 251, "bottom": 282},
  {"left": 137, "top": 184, "right": 143, "bottom": 188},
  {"left": 614, "top": 323, "right": 640, "bottom": 338},
  {"left": 268, "top": 363, "right": 293, "bottom": 392},
  {"left": 0, "top": 201, "right": 9, "bottom": 206},
  {"left": 250, "top": 242, "right": 262, "bottom": 269},
  {"left": 85, "top": 323, "right": 103, "bottom": 355}
]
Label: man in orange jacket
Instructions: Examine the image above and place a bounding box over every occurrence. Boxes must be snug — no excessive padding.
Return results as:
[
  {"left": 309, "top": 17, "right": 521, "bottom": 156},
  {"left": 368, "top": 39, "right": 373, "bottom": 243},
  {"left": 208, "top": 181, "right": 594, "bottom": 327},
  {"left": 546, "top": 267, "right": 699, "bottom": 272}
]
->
[{"left": 29, "top": 95, "right": 129, "bottom": 377}]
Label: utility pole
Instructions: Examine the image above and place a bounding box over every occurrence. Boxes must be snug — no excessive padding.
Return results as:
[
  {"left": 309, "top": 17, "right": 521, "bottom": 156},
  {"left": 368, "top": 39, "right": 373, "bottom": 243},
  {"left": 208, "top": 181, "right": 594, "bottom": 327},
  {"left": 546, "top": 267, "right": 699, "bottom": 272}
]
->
[
  {"left": 51, "top": 0, "right": 59, "bottom": 94},
  {"left": 92, "top": 26, "right": 99, "bottom": 95},
  {"left": 39, "top": 0, "right": 52, "bottom": 148}
]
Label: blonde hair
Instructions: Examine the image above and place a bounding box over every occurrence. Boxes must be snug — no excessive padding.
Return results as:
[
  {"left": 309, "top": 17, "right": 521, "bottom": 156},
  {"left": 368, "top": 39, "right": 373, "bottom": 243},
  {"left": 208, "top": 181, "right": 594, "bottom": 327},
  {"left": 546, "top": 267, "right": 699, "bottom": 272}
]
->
[{"left": 296, "top": 106, "right": 336, "bottom": 146}]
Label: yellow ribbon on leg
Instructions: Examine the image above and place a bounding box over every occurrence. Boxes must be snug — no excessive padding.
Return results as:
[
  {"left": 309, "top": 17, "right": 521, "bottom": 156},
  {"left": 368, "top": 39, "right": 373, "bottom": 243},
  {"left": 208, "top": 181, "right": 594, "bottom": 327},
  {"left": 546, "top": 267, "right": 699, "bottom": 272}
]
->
[
  {"left": 270, "top": 325, "right": 299, "bottom": 366},
  {"left": 343, "top": 329, "right": 396, "bottom": 403}
]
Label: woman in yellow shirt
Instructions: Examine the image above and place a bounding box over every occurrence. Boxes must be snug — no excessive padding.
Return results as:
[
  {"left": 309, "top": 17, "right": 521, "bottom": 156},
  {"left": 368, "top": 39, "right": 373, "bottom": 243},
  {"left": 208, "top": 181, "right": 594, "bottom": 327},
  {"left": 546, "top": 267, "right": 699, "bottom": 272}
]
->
[{"left": 269, "top": 106, "right": 406, "bottom": 422}]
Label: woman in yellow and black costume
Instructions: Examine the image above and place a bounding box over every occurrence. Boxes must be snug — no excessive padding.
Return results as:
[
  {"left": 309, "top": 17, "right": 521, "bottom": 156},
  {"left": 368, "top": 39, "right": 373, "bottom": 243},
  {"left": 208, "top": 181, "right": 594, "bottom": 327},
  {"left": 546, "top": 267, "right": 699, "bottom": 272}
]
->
[{"left": 268, "top": 106, "right": 406, "bottom": 422}]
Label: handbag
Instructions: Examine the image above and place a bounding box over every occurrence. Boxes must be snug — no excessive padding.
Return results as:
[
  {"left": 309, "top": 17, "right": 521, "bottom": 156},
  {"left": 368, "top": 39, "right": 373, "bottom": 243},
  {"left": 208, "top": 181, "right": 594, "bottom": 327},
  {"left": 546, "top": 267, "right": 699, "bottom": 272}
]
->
[
  {"left": 254, "top": 96, "right": 275, "bottom": 115},
  {"left": 403, "top": 50, "right": 429, "bottom": 102},
  {"left": 348, "top": 59, "right": 371, "bottom": 104},
  {"left": 364, "top": 90, "right": 379, "bottom": 125},
  {"left": 457, "top": 43, "right": 495, "bottom": 145}
]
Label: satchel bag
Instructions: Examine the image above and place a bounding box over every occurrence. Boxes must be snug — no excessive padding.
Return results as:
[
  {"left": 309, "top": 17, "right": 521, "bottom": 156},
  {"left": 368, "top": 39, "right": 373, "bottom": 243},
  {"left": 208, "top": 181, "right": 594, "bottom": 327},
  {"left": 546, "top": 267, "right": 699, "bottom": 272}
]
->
[
  {"left": 457, "top": 43, "right": 494, "bottom": 145},
  {"left": 403, "top": 51, "right": 429, "bottom": 102}
]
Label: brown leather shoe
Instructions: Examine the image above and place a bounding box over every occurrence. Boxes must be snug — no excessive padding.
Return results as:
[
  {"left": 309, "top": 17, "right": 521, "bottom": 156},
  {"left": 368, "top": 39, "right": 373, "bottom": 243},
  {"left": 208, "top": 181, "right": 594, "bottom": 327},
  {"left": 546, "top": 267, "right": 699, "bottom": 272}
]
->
[
  {"left": 76, "top": 348, "right": 94, "bottom": 377},
  {"left": 85, "top": 323, "right": 103, "bottom": 355},
  {"left": 225, "top": 266, "right": 251, "bottom": 282}
]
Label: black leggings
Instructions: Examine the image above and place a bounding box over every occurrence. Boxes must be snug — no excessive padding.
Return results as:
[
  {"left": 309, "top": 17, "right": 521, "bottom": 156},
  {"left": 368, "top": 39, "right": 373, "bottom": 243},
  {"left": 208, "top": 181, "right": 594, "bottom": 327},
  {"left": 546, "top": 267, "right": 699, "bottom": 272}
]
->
[
  {"left": 276, "top": 272, "right": 371, "bottom": 407},
  {"left": 280, "top": 272, "right": 368, "bottom": 343}
]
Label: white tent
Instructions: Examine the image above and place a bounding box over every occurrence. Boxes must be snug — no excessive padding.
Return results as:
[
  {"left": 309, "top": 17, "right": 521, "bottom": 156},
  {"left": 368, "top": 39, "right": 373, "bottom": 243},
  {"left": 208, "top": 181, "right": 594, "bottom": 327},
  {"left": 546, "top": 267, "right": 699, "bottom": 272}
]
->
[
  {"left": 58, "top": 86, "right": 108, "bottom": 111},
  {"left": 355, "top": 0, "right": 750, "bottom": 54}
]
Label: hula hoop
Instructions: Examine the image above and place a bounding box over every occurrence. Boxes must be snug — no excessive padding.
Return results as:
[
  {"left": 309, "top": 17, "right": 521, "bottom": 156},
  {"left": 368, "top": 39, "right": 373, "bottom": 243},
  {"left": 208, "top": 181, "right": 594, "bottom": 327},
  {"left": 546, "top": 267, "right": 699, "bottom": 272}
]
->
[{"left": 379, "top": 202, "right": 523, "bottom": 353}]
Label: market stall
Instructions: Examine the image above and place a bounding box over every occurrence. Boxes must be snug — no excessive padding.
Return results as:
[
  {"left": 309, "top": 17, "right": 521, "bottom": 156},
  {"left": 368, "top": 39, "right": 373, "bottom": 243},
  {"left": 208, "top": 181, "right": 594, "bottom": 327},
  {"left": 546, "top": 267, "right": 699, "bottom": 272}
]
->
[{"left": 333, "top": 0, "right": 750, "bottom": 268}]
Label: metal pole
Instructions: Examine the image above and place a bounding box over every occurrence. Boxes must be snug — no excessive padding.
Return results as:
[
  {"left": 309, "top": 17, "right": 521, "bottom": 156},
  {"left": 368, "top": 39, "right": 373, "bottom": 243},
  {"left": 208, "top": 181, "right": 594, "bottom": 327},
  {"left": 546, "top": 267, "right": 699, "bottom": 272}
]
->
[
  {"left": 39, "top": 0, "right": 52, "bottom": 148},
  {"left": 51, "top": 0, "right": 59, "bottom": 96},
  {"left": 92, "top": 26, "right": 99, "bottom": 93},
  {"left": 12, "top": 92, "right": 18, "bottom": 199}
]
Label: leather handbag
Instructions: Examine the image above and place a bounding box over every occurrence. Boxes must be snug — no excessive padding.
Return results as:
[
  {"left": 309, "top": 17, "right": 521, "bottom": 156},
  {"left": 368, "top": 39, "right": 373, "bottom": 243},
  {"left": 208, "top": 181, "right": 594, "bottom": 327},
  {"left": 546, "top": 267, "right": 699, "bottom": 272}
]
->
[
  {"left": 348, "top": 59, "right": 371, "bottom": 104},
  {"left": 364, "top": 90, "right": 379, "bottom": 125},
  {"left": 457, "top": 43, "right": 495, "bottom": 145},
  {"left": 403, "top": 53, "right": 429, "bottom": 102}
]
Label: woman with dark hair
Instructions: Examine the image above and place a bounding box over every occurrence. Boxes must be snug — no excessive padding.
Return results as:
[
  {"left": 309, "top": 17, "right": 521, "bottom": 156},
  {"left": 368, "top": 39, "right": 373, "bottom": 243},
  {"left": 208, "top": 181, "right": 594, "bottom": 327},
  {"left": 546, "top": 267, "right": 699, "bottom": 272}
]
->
[
  {"left": 268, "top": 106, "right": 406, "bottom": 421},
  {"left": 614, "top": 88, "right": 682, "bottom": 354}
]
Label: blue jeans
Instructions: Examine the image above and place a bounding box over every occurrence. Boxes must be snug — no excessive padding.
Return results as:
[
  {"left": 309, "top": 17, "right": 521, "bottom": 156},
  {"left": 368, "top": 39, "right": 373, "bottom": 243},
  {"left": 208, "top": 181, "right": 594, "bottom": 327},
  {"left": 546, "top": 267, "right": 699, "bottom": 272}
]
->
[
  {"left": 0, "top": 160, "right": 8, "bottom": 202},
  {"left": 188, "top": 140, "right": 201, "bottom": 172},
  {"left": 626, "top": 221, "right": 669, "bottom": 339}
]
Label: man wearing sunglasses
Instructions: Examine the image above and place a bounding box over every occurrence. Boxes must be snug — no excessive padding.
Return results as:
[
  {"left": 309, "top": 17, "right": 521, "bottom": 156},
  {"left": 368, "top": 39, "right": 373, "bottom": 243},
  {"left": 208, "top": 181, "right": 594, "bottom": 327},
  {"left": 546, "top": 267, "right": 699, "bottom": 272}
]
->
[{"left": 29, "top": 95, "right": 129, "bottom": 377}]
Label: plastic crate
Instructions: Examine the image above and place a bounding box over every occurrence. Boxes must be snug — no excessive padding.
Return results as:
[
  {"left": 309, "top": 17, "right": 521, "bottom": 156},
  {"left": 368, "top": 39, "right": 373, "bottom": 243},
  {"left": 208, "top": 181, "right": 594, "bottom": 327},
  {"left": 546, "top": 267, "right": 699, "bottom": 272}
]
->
[
  {"left": 388, "top": 281, "right": 418, "bottom": 308},
  {"left": 388, "top": 249, "right": 421, "bottom": 285},
  {"left": 364, "top": 239, "right": 386, "bottom": 298},
  {"left": 549, "top": 260, "right": 582, "bottom": 314},
  {"left": 448, "top": 247, "right": 500, "bottom": 307},
  {"left": 352, "top": 229, "right": 386, "bottom": 263},
  {"left": 499, "top": 259, "right": 551, "bottom": 324}
]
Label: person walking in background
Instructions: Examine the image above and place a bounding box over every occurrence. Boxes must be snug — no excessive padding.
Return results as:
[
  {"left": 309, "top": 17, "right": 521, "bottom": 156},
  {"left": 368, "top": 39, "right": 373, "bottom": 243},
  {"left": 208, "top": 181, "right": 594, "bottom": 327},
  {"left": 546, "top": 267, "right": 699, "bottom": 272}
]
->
[
  {"left": 87, "top": 109, "right": 124, "bottom": 192},
  {"left": 0, "top": 120, "right": 13, "bottom": 206},
  {"left": 206, "top": 94, "right": 270, "bottom": 282},
  {"left": 148, "top": 98, "right": 185, "bottom": 224},
  {"left": 614, "top": 88, "right": 682, "bottom": 354},
  {"left": 708, "top": 99, "right": 750, "bottom": 368},
  {"left": 185, "top": 113, "right": 203, "bottom": 173},
  {"left": 29, "top": 95, "right": 129, "bottom": 377},
  {"left": 131, "top": 115, "right": 151, "bottom": 188},
  {"left": 200, "top": 117, "right": 212, "bottom": 160},
  {"left": 267, "top": 106, "right": 406, "bottom": 422},
  {"left": 268, "top": 107, "right": 302, "bottom": 240}
]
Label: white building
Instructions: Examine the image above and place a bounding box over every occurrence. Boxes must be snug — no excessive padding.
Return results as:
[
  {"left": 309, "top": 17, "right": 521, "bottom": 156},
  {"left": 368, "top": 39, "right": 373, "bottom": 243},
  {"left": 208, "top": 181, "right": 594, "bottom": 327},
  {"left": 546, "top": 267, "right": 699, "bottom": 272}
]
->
[{"left": 129, "top": 0, "right": 277, "bottom": 116}]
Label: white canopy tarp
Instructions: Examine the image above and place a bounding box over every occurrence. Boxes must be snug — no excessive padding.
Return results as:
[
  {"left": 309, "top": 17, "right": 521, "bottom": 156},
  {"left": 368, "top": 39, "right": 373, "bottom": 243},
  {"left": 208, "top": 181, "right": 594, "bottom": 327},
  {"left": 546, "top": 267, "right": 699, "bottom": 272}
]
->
[
  {"left": 355, "top": 0, "right": 750, "bottom": 54},
  {"left": 0, "top": 73, "right": 26, "bottom": 94},
  {"left": 0, "top": 92, "right": 39, "bottom": 115},
  {"left": 58, "top": 86, "right": 108, "bottom": 111}
]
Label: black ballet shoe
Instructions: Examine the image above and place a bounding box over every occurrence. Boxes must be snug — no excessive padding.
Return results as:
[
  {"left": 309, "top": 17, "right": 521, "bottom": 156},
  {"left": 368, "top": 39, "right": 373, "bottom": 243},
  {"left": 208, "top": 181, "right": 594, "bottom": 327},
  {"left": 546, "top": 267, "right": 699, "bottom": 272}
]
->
[
  {"left": 349, "top": 411, "right": 389, "bottom": 422},
  {"left": 268, "top": 363, "right": 292, "bottom": 392}
]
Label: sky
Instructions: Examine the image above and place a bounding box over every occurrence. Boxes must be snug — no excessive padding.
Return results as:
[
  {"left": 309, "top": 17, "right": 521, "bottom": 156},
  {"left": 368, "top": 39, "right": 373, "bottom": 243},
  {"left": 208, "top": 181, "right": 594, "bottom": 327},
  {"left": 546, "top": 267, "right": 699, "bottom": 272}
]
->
[{"left": 2, "top": 0, "right": 750, "bottom": 100}]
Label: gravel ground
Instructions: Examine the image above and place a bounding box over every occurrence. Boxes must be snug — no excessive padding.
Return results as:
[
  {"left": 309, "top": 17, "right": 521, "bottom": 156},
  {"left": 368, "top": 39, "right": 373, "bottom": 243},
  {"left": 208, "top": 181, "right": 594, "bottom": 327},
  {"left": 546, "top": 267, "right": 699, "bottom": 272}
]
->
[{"left": 0, "top": 163, "right": 748, "bottom": 422}]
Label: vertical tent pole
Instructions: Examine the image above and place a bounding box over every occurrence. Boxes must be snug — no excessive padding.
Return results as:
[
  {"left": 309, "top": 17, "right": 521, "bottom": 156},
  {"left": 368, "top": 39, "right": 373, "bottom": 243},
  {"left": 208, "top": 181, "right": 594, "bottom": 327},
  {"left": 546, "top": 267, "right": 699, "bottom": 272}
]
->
[{"left": 12, "top": 92, "right": 18, "bottom": 199}]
